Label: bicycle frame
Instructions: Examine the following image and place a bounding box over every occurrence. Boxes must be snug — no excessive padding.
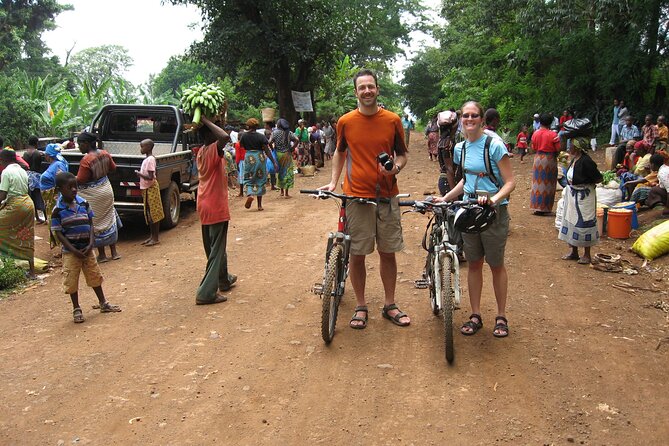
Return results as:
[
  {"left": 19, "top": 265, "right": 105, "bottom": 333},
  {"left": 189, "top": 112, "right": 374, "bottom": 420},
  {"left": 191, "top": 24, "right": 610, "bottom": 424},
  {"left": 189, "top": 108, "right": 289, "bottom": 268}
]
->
[
  {"left": 323, "top": 199, "right": 351, "bottom": 298},
  {"left": 429, "top": 210, "right": 461, "bottom": 311}
]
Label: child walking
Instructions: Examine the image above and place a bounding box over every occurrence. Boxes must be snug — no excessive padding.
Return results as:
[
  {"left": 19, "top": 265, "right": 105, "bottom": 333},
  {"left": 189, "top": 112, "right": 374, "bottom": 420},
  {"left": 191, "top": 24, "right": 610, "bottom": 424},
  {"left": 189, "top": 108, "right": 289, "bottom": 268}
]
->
[
  {"left": 135, "top": 139, "right": 164, "bottom": 246},
  {"left": 51, "top": 172, "right": 121, "bottom": 323},
  {"left": 517, "top": 125, "right": 529, "bottom": 163}
]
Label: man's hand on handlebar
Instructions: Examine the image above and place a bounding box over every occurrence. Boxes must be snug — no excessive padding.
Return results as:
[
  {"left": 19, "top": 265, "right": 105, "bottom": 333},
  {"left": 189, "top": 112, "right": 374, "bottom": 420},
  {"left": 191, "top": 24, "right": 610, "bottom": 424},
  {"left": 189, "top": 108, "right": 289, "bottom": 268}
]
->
[{"left": 318, "top": 182, "right": 336, "bottom": 192}]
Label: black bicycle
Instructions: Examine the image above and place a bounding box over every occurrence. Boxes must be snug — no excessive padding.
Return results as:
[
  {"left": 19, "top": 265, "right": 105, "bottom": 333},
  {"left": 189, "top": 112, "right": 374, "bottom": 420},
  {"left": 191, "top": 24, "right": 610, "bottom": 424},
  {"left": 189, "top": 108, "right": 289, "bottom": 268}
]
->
[
  {"left": 301, "top": 189, "right": 407, "bottom": 344},
  {"left": 401, "top": 197, "right": 472, "bottom": 363}
]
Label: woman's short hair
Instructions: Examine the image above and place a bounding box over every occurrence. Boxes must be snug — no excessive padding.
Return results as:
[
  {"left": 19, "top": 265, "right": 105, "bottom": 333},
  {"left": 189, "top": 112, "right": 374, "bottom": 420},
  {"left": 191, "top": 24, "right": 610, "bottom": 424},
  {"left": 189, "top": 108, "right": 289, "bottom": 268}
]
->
[{"left": 246, "top": 118, "right": 259, "bottom": 129}]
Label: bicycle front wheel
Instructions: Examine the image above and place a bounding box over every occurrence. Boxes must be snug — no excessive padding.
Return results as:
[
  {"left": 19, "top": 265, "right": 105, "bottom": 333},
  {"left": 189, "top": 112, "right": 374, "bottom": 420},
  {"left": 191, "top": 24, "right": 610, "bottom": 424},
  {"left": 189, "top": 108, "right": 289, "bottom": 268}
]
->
[
  {"left": 321, "top": 244, "right": 344, "bottom": 344},
  {"left": 439, "top": 253, "right": 455, "bottom": 363}
]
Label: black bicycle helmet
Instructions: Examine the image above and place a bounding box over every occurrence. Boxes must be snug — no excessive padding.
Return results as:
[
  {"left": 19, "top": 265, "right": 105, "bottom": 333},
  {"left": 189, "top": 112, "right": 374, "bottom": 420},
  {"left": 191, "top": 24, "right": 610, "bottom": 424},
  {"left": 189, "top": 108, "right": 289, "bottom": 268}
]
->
[{"left": 453, "top": 204, "right": 497, "bottom": 234}]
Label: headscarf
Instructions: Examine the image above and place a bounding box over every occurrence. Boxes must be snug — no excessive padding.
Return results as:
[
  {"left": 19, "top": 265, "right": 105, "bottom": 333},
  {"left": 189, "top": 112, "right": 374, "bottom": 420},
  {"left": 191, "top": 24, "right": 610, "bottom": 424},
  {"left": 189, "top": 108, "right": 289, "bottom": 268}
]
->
[
  {"left": 45, "top": 143, "right": 66, "bottom": 163},
  {"left": 277, "top": 118, "right": 290, "bottom": 131},
  {"left": 0, "top": 148, "right": 17, "bottom": 163},
  {"left": 571, "top": 137, "right": 589, "bottom": 152}
]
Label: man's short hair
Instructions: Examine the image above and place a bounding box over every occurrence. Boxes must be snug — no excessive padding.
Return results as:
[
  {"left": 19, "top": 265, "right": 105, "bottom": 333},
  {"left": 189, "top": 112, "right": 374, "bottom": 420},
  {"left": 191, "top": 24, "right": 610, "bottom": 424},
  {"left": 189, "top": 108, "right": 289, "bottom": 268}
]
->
[
  {"left": 28, "top": 135, "right": 39, "bottom": 146},
  {"left": 353, "top": 69, "right": 378, "bottom": 89},
  {"left": 55, "top": 171, "right": 76, "bottom": 189},
  {"left": 539, "top": 113, "right": 552, "bottom": 127}
]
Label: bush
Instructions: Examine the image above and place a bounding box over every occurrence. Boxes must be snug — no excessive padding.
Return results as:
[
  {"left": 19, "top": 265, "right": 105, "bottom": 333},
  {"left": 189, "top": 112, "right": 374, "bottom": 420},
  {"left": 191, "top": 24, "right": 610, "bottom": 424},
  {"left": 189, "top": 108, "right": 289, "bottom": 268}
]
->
[{"left": 0, "top": 257, "right": 27, "bottom": 290}]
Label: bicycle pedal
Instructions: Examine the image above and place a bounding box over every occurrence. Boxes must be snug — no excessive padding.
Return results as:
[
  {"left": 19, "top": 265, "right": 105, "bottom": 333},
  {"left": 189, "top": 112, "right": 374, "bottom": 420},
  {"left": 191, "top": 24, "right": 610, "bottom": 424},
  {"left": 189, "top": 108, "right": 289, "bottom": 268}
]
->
[
  {"left": 414, "top": 279, "right": 429, "bottom": 289},
  {"left": 312, "top": 283, "right": 323, "bottom": 294}
]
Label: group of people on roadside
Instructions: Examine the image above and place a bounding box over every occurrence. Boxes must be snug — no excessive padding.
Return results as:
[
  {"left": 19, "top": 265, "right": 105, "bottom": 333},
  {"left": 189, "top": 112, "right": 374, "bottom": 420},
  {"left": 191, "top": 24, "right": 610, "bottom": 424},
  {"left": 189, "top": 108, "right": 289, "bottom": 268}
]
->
[
  {"left": 607, "top": 99, "right": 669, "bottom": 216},
  {"left": 223, "top": 117, "right": 338, "bottom": 209}
]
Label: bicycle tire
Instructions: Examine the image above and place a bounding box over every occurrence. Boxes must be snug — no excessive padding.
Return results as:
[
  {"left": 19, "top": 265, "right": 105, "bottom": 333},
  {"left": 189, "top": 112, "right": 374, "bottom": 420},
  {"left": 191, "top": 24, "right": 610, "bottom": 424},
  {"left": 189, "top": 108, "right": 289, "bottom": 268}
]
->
[
  {"left": 321, "top": 244, "right": 344, "bottom": 344},
  {"left": 439, "top": 253, "right": 455, "bottom": 363}
]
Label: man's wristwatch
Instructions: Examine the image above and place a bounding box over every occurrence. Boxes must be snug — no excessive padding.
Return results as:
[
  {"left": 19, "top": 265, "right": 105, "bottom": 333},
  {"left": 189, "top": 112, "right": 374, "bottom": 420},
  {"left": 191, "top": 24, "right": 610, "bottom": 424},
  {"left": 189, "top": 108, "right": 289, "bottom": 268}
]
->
[{"left": 395, "top": 163, "right": 402, "bottom": 174}]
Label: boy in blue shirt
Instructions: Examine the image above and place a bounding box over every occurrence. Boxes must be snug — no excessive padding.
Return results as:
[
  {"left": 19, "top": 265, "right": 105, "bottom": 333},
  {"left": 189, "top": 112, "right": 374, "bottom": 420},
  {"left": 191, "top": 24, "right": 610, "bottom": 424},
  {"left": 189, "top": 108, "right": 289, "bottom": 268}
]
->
[{"left": 51, "top": 172, "right": 121, "bottom": 323}]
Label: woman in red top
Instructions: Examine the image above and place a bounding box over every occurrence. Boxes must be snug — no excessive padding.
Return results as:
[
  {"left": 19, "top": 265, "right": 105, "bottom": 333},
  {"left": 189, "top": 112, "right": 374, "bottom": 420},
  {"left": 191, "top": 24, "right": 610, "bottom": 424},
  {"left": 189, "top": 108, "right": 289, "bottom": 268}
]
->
[{"left": 530, "top": 113, "right": 560, "bottom": 214}]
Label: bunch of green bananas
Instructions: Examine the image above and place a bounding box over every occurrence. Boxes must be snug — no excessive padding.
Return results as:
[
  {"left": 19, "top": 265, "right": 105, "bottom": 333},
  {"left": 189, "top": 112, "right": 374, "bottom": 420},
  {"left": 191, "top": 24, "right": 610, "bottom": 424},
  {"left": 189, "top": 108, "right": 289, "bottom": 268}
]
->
[{"left": 181, "top": 83, "right": 226, "bottom": 124}]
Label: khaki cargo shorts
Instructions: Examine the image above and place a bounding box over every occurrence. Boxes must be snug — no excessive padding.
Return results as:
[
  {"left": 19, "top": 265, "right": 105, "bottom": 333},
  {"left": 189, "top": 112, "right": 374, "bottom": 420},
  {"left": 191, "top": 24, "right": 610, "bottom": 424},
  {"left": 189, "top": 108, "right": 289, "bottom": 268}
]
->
[
  {"left": 346, "top": 197, "right": 404, "bottom": 256},
  {"left": 62, "top": 250, "right": 104, "bottom": 294},
  {"left": 461, "top": 205, "right": 510, "bottom": 267}
]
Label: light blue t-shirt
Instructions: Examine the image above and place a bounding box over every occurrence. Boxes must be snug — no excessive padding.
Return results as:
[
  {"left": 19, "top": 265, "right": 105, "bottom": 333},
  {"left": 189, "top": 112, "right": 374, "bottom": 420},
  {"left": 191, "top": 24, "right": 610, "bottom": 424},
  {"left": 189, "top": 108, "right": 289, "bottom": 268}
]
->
[
  {"left": 612, "top": 105, "right": 620, "bottom": 125},
  {"left": 454, "top": 134, "right": 509, "bottom": 205}
]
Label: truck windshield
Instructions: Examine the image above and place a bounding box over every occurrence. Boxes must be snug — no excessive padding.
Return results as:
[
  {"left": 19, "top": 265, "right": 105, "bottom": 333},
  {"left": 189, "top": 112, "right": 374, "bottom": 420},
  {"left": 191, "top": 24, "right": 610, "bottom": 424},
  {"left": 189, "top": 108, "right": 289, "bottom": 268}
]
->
[{"left": 107, "top": 113, "right": 177, "bottom": 143}]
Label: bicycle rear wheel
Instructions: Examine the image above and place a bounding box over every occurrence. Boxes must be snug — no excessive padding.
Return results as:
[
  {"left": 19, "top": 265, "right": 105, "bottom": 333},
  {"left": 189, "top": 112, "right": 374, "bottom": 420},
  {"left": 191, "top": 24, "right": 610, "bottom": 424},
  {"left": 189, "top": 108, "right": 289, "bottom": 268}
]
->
[
  {"left": 439, "top": 253, "right": 455, "bottom": 363},
  {"left": 321, "top": 244, "right": 344, "bottom": 344}
]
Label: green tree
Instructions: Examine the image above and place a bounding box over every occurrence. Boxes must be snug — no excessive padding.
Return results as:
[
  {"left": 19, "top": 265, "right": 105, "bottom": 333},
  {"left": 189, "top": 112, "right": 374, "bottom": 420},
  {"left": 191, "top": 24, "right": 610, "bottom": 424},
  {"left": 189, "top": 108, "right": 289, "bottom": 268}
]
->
[
  {"left": 168, "top": 0, "right": 422, "bottom": 123},
  {"left": 67, "top": 45, "right": 134, "bottom": 92},
  {"left": 0, "top": 0, "right": 72, "bottom": 72},
  {"left": 149, "top": 55, "right": 219, "bottom": 97}
]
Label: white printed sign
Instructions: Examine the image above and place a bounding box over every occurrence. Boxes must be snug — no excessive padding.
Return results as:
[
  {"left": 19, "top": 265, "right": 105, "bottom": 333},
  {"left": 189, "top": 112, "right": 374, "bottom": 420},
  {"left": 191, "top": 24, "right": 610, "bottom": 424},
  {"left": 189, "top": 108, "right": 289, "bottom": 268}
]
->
[{"left": 291, "top": 90, "right": 313, "bottom": 112}]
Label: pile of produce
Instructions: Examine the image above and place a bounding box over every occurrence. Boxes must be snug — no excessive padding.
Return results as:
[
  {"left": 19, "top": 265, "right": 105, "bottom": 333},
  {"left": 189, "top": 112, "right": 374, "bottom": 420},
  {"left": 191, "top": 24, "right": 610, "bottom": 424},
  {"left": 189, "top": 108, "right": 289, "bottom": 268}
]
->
[
  {"left": 181, "top": 82, "right": 226, "bottom": 125},
  {"left": 601, "top": 170, "right": 617, "bottom": 184}
]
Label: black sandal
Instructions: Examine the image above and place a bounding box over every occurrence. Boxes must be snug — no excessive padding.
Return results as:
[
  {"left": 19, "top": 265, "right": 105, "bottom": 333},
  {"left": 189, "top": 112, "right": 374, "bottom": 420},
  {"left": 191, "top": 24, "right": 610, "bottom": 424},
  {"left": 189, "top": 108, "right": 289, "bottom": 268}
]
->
[
  {"left": 493, "top": 316, "right": 509, "bottom": 338},
  {"left": 350, "top": 306, "right": 368, "bottom": 329},
  {"left": 460, "top": 313, "right": 483, "bottom": 335},
  {"left": 381, "top": 303, "right": 410, "bottom": 327}
]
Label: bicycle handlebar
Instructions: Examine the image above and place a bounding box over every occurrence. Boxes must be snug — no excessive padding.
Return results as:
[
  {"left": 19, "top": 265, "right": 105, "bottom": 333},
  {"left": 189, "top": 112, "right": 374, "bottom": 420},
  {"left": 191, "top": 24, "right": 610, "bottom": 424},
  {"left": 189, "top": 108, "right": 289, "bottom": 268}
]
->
[{"left": 300, "top": 189, "right": 409, "bottom": 204}]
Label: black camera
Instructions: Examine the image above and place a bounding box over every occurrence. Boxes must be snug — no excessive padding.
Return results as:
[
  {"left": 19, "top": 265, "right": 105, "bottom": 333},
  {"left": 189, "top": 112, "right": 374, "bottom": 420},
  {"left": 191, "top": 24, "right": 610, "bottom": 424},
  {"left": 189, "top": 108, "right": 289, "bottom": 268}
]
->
[{"left": 377, "top": 152, "right": 394, "bottom": 171}]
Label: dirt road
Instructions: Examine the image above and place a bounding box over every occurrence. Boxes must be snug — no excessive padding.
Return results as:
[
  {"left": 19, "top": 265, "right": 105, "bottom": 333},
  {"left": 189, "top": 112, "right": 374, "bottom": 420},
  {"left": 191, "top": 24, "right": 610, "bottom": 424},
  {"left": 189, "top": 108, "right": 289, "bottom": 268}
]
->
[{"left": 1, "top": 134, "right": 667, "bottom": 445}]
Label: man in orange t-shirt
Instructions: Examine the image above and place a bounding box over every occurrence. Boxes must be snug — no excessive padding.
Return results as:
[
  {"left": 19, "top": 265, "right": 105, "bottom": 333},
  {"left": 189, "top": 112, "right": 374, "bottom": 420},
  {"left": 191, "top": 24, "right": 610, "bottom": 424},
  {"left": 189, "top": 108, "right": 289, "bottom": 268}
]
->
[
  {"left": 195, "top": 116, "right": 236, "bottom": 305},
  {"left": 320, "top": 69, "right": 410, "bottom": 329}
]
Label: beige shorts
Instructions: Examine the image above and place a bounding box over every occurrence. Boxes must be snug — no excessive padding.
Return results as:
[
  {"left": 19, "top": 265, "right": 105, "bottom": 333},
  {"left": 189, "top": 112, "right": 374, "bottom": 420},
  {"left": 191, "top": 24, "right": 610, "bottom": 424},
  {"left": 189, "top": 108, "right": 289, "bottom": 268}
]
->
[
  {"left": 62, "top": 251, "right": 104, "bottom": 294},
  {"left": 346, "top": 197, "right": 404, "bottom": 256},
  {"left": 461, "top": 205, "right": 510, "bottom": 267}
]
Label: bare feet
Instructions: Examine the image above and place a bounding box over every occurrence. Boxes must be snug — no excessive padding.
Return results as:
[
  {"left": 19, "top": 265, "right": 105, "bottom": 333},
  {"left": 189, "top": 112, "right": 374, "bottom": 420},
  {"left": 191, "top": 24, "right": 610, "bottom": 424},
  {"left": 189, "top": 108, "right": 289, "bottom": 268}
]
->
[
  {"left": 561, "top": 253, "right": 579, "bottom": 261},
  {"left": 577, "top": 256, "right": 591, "bottom": 264}
]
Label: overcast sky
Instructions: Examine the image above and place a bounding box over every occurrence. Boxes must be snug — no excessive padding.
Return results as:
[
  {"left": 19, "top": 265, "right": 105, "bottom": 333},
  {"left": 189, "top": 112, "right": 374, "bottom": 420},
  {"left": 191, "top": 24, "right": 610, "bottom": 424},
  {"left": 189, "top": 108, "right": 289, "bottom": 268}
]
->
[
  {"left": 43, "top": 0, "right": 442, "bottom": 86},
  {"left": 43, "top": 0, "right": 202, "bottom": 86}
]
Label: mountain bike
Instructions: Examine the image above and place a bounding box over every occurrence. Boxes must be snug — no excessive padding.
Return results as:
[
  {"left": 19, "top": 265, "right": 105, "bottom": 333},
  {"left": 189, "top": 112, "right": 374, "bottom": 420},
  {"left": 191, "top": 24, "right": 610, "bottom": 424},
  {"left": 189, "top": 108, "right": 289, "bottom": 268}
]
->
[
  {"left": 400, "top": 197, "right": 471, "bottom": 364},
  {"left": 301, "top": 189, "right": 407, "bottom": 344}
]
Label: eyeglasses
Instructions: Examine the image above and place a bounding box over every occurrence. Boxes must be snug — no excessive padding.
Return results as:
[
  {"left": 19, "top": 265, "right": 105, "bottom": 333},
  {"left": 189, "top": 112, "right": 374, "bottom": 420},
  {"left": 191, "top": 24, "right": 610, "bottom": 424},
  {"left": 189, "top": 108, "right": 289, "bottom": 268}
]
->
[{"left": 462, "top": 113, "right": 480, "bottom": 119}]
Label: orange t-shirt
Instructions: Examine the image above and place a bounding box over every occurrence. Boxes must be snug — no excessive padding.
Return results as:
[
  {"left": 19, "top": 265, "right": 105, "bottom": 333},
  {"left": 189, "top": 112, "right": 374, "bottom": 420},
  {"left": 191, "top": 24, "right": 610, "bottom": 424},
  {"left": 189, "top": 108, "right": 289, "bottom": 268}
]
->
[
  {"left": 336, "top": 108, "right": 407, "bottom": 198},
  {"left": 196, "top": 142, "right": 230, "bottom": 225}
]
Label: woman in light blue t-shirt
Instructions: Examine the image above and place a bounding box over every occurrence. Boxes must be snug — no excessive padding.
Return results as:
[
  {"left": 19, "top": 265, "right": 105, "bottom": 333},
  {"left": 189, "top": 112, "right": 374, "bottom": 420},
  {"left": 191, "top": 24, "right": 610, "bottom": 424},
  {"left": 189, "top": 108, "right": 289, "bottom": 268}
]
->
[{"left": 437, "top": 101, "right": 516, "bottom": 338}]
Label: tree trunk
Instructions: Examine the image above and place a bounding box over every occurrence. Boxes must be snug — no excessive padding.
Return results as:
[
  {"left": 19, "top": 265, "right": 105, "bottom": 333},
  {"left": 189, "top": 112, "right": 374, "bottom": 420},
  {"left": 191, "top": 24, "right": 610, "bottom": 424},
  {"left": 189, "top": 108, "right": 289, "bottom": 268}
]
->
[{"left": 277, "top": 60, "right": 296, "bottom": 126}]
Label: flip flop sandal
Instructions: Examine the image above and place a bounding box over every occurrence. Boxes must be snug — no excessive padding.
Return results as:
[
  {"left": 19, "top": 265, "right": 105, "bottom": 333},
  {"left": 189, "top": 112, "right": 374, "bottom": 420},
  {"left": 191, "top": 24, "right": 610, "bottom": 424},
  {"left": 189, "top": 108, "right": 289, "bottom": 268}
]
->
[
  {"left": 460, "top": 313, "right": 483, "bottom": 336},
  {"left": 73, "top": 308, "right": 85, "bottom": 323},
  {"left": 100, "top": 302, "right": 122, "bottom": 313},
  {"left": 382, "top": 304, "right": 410, "bottom": 327},
  {"left": 244, "top": 197, "right": 253, "bottom": 209},
  {"left": 350, "top": 306, "right": 368, "bottom": 329},
  {"left": 493, "top": 316, "right": 509, "bottom": 338}
]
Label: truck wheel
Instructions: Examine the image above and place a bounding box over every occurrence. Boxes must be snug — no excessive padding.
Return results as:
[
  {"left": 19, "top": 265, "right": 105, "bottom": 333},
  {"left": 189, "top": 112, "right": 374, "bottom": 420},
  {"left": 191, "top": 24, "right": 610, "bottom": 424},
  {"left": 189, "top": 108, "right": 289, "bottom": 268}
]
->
[{"left": 161, "top": 181, "right": 181, "bottom": 229}]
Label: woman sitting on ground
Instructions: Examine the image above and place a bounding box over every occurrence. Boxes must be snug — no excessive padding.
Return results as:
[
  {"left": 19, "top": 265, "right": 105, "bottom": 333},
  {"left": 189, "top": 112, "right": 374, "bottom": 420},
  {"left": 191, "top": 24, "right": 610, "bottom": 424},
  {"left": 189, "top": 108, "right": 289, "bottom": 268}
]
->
[
  {"left": 625, "top": 154, "right": 665, "bottom": 204},
  {"left": 558, "top": 138, "right": 603, "bottom": 265},
  {"left": 644, "top": 151, "right": 669, "bottom": 216}
]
